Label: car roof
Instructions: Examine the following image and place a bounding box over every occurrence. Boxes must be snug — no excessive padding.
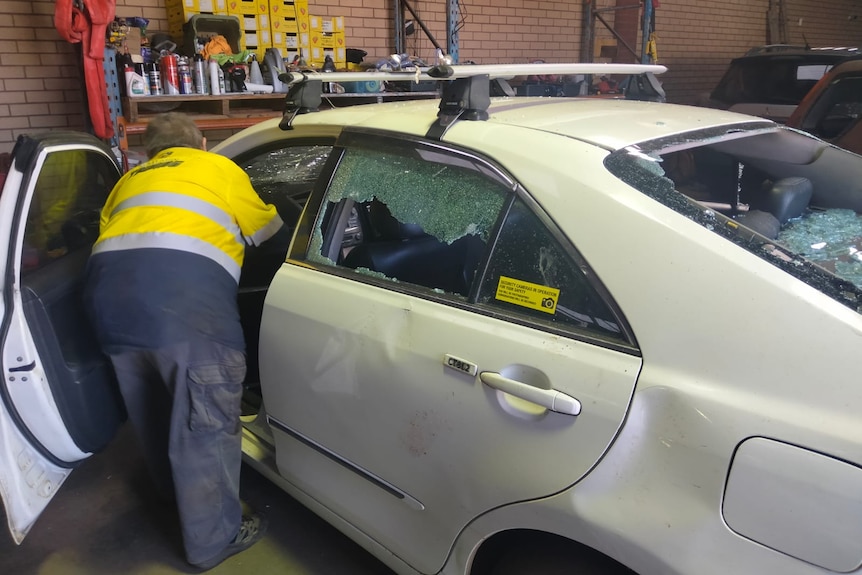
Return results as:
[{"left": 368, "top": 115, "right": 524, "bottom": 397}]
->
[
  {"left": 822, "top": 58, "right": 862, "bottom": 74},
  {"left": 732, "top": 45, "right": 862, "bottom": 62},
  {"left": 290, "top": 97, "right": 772, "bottom": 151}
]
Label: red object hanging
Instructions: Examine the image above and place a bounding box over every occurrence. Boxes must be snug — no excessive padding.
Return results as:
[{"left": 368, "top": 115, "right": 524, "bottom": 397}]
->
[{"left": 54, "top": 0, "right": 116, "bottom": 139}]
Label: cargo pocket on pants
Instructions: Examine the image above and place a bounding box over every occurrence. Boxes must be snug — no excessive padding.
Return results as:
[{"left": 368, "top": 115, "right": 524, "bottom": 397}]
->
[{"left": 187, "top": 352, "right": 247, "bottom": 434}]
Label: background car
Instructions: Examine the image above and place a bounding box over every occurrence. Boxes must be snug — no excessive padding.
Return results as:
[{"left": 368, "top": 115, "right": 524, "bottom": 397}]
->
[
  {"left": 3, "top": 66, "right": 862, "bottom": 575},
  {"left": 787, "top": 58, "right": 862, "bottom": 155},
  {"left": 698, "top": 44, "right": 861, "bottom": 122}
]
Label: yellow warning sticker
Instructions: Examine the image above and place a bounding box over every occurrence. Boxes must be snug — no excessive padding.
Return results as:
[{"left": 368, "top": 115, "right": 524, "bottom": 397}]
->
[{"left": 495, "top": 276, "right": 559, "bottom": 314}]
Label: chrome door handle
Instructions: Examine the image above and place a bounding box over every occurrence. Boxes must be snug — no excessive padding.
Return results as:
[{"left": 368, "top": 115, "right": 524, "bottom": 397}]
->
[{"left": 479, "top": 371, "right": 581, "bottom": 416}]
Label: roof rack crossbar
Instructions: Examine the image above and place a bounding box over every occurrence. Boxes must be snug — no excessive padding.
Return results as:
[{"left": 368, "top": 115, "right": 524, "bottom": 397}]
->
[
  {"left": 278, "top": 72, "right": 323, "bottom": 130},
  {"left": 275, "top": 63, "right": 669, "bottom": 130},
  {"left": 426, "top": 74, "right": 490, "bottom": 140}
]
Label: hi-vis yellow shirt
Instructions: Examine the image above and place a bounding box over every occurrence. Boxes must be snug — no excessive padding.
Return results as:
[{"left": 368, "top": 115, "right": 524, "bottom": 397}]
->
[{"left": 92, "top": 147, "right": 283, "bottom": 283}]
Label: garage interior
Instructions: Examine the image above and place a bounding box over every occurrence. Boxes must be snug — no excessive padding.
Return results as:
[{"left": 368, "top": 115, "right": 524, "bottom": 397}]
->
[{"left": 1, "top": 0, "right": 861, "bottom": 573}]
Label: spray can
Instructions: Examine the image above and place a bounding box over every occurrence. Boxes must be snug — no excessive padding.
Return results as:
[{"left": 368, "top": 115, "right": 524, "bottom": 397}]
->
[
  {"left": 178, "top": 56, "right": 193, "bottom": 95},
  {"left": 160, "top": 53, "right": 180, "bottom": 95},
  {"left": 134, "top": 63, "right": 151, "bottom": 96},
  {"left": 193, "top": 54, "right": 209, "bottom": 95},
  {"left": 208, "top": 58, "right": 221, "bottom": 96},
  {"left": 147, "top": 63, "right": 163, "bottom": 95}
]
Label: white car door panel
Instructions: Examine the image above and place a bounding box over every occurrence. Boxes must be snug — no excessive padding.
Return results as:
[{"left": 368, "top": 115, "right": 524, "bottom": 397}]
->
[
  {"left": 261, "top": 268, "right": 640, "bottom": 573},
  {"left": 0, "top": 134, "right": 123, "bottom": 543},
  {"left": 258, "top": 135, "right": 641, "bottom": 573}
]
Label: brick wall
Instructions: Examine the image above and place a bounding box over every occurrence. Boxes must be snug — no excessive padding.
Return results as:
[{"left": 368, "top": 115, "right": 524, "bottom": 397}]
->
[{"left": 1, "top": 0, "right": 861, "bottom": 155}]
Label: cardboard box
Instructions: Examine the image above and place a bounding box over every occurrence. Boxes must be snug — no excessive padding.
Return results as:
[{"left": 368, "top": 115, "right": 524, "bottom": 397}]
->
[
  {"left": 271, "top": 17, "right": 299, "bottom": 36},
  {"left": 273, "top": 32, "right": 300, "bottom": 49},
  {"left": 268, "top": 0, "right": 296, "bottom": 19},
  {"left": 226, "top": 0, "right": 266, "bottom": 16},
  {"left": 293, "top": 0, "right": 309, "bottom": 19},
  {"left": 309, "top": 15, "right": 332, "bottom": 32},
  {"left": 166, "top": 0, "right": 227, "bottom": 13},
  {"left": 237, "top": 13, "right": 269, "bottom": 32},
  {"left": 310, "top": 31, "right": 334, "bottom": 48}
]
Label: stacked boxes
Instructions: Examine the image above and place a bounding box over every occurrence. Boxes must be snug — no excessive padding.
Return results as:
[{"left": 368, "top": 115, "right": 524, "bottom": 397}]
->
[
  {"left": 226, "top": 0, "right": 270, "bottom": 58},
  {"left": 166, "top": 0, "right": 229, "bottom": 46},
  {"left": 308, "top": 14, "right": 345, "bottom": 66},
  {"left": 270, "top": 0, "right": 309, "bottom": 62},
  {"left": 167, "top": 0, "right": 346, "bottom": 68}
]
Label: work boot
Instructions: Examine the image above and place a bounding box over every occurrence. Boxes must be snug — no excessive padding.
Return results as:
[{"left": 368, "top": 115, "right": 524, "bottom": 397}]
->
[{"left": 191, "top": 513, "right": 269, "bottom": 571}]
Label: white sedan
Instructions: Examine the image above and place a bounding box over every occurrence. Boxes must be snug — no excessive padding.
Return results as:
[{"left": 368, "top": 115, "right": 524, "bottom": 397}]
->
[{"left": 2, "top": 64, "right": 862, "bottom": 575}]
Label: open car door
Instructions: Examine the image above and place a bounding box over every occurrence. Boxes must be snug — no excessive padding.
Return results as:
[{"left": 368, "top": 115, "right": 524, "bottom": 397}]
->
[{"left": 0, "top": 133, "right": 125, "bottom": 543}]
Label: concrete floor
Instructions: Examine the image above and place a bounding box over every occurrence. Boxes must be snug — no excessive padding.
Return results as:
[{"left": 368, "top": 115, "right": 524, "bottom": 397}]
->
[{"left": 0, "top": 423, "right": 397, "bottom": 575}]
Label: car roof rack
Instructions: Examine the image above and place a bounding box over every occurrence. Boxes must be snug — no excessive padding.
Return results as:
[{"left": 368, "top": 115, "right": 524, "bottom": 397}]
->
[{"left": 277, "top": 62, "right": 667, "bottom": 138}]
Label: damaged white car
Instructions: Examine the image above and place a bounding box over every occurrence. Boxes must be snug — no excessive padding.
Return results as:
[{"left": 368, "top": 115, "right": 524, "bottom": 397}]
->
[{"left": 2, "top": 64, "right": 862, "bottom": 575}]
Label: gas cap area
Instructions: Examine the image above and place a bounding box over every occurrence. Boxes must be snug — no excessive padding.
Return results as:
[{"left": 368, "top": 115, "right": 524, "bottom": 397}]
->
[{"left": 722, "top": 437, "right": 862, "bottom": 572}]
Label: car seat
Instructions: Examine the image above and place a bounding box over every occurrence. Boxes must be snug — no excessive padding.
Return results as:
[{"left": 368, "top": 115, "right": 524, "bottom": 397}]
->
[
  {"left": 735, "top": 176, "right": 813, "bottom": 238},
  {"left": 343, "top": 201, "right": 485, "bottom": 296}
]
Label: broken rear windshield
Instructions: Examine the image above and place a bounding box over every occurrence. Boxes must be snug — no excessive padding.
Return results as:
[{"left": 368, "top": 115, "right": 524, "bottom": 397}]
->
[{"left": 604, "top": 125, "right": 862, "bottom": 314}]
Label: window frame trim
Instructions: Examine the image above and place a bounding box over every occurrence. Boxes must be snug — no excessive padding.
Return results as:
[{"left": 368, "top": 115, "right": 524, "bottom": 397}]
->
[{"left": 289, "top": 129, "right": 641, "bottom": 356}]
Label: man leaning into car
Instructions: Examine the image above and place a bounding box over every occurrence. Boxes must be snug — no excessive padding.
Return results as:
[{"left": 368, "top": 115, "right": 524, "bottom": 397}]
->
[{"left": 83, "top": 112, "right": 290, "bottom": 570}]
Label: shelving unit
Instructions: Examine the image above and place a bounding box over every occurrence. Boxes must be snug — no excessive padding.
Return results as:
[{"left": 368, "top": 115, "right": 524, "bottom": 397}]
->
[
  {"left": 122, "top": 93, "right": 287, "bottom": 123},
  {"left": 116, "top": 90, "right": 439, "bottom": 170},
  {"left": 122, "top": 90, "right": 439, "bottom": 122}
]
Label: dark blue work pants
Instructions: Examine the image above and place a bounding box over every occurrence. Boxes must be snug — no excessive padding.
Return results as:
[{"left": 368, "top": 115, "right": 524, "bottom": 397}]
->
[{"left": 105, "top": 340, "right": 246, "bottom": 566}]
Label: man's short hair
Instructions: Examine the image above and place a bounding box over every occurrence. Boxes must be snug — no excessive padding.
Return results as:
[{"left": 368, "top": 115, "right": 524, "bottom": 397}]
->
[{"left": 144, "top": 112, "right": 204, "bottom": 158}]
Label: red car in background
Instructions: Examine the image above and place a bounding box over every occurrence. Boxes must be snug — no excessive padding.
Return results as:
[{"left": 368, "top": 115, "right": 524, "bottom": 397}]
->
[{"left": 787, "top": 58, "right": 862, "bottom": 155}]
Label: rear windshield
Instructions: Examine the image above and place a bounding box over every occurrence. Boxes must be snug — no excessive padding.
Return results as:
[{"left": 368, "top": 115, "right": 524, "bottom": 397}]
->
[{"left": 605, "top": 124, "right": 862, "bottom": 314}]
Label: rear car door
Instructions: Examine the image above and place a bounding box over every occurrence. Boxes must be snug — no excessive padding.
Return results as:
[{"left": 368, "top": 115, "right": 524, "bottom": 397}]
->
[
  {"left": 259, "top": 131, "right": 643, "bottom": 573},
  {"left": 0, "top": 133, "right": 124, "bottom": 543}
]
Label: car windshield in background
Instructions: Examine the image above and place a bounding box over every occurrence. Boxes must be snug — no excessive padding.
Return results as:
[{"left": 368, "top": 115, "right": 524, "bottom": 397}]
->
[
  {"left": 605, "top": 125, "right": 862, "bottom": 314},
  {"left": 711, "top": 57, "right": 837, "bottom": 105},
  {"left": 788, "top": 60, "right": 862, "bottom": 154}
]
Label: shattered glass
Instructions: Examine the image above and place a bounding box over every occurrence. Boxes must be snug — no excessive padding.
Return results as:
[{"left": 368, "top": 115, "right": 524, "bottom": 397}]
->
[
  {"left": 779, "top": 209, "right": 862, "bottom": 288},
  {"left": 605, "top": 134, "right": 862, "bottom": 313},
  {"left": 242, "top": 145, "right": 333, "bottom": 226},
  {"left": 326, "top": 147, "right": 506, "bottom": 244}
]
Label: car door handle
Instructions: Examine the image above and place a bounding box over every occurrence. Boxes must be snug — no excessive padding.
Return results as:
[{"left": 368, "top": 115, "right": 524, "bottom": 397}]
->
[{"left": 479, "top": 371, "right": 581, "bottom": 416}]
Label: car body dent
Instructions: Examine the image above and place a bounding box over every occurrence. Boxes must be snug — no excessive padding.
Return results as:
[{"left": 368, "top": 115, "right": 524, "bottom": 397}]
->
[
  {"left": 259, "top": 260, "right": 642, "bottom": 573},
  {"left": 436, "top": 115, "right": 862, "bottom": 573}
]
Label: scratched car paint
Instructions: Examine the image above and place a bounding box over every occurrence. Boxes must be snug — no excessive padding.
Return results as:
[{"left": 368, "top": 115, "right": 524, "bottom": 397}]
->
[{"left": 3, "top": 70, "right": 862, "bottom": 575}]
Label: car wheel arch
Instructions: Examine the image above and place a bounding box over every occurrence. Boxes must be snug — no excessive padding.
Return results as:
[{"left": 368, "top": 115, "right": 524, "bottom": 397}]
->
[{"left": 468, "top": 529, "right": 637, "bottom": 575}]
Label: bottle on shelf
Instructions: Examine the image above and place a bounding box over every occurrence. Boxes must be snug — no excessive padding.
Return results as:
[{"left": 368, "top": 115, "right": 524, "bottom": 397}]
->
[
  {"left": 209, "top": 58, "right": 221, "bottom": 96},
  {"left": 193, "top": 54, "right": 209, "bottom": 95}
]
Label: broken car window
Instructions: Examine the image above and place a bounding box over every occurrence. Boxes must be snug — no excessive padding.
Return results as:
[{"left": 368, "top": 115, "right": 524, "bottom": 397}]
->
[
  {"left": 307, "top": 143, "right": 509, "bottom": 297},
  {"left": 605, "top": 126, "right": 862, "bottom": 313},
  {"left": 240, "top": 144, "right": 333, "bottom": 228}
]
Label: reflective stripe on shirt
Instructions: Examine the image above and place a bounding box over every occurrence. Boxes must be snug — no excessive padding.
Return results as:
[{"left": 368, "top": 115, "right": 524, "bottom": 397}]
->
[
  {"left": 91, "top": 232, "right": 242, "bottom": 282},
  {"left": 246, "top": 213, "right": 284, "bottom": 246},
  {"left": 110, "top": 191, "right": 243, "bottom": 243}
]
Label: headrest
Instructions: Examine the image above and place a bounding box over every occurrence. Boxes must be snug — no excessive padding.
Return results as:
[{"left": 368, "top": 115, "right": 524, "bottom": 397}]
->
[{"left": 753, "top": 176, "right": 813, "bottom": 224}]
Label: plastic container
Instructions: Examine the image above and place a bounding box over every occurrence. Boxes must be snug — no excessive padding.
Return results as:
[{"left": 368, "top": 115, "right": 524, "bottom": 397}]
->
[
  {"left": 184, "top": 15, "right": 242, "bottom": 57},
  {"left": 124, "top": 66, "right": 148, "bottom": 97}
]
